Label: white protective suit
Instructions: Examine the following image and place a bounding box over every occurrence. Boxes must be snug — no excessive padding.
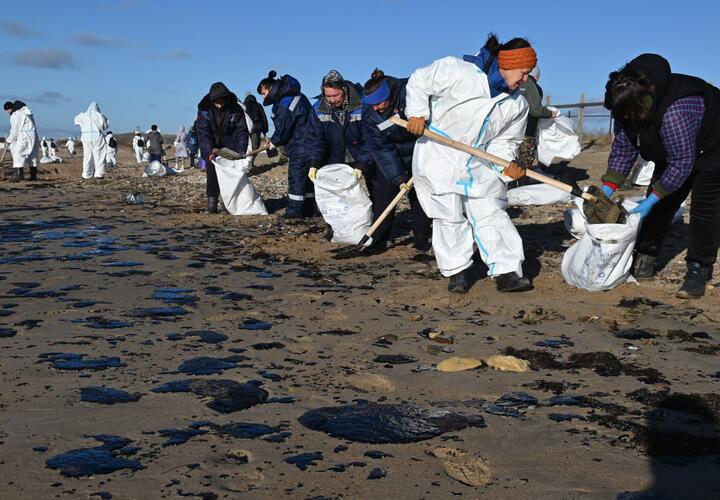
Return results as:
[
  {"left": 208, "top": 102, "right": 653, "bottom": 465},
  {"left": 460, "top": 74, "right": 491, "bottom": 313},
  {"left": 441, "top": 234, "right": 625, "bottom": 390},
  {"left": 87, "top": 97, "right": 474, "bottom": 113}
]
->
[
  {"left": 132, "top": 132, "right": 145, "bottom": 163},
  {"left": 66, "top": 138, "right": 76, "bottom": 155},
  {"left": 74, "top": 102, "right": 108, "bottom": 179},
  {"left": 405, "top": 56, "right": 529, "bottom": 278},
  {"left": 7, "top": 105, "right": 39, "bottom": 169},
  {"left": 49, "top": 140, "right": 60, "bottom": 161},
  {"left": 105, "top": 132, "right": 117, "bottom": 167},
  {"left": 40, "top": 137, "right": 49, "bottom": 158}
]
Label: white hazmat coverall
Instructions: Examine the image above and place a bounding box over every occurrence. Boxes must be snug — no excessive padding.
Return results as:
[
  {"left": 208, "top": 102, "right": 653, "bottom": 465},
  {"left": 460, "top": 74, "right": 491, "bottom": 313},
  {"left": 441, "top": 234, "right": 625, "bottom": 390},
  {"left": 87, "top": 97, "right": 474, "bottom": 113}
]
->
[
  {"left": 7, "top": 105, "right": 39, "bottom": 169},
  {"left": 132, "top": 133, "right": 145, "bottom": 163},
  {"left": 40, "top": 137, "right": 49, "bottom": 158},
  {"left": 405, "top": 56, "right": 529, "bottom": 278},
  {"left": 105, "top": 133, "right": 117, "bottom": 167},
  {"left": 74, "top": 102, "right": 108, "bottom": 179}
]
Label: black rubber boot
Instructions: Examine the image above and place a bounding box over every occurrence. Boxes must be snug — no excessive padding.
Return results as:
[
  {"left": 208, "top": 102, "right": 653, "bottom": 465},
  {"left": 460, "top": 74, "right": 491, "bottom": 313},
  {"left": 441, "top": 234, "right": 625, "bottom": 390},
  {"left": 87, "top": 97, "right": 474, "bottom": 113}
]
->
[
  {"left": 29, "top": 167, "right": 37, "bottom": 181},
  {"left": 676, "top": 262, "right": 712, "bottom": 299},
  {"left": 448, "top": 269, "right": 470, "bottom": 294},
  {"left": 207, "top": 197, "right": 219, "bottom": 214},
  {"left": 10, "top": 168, "right": 23, "bottom": 183},
  {"left": 632, "top": 253, "right": 656, "bottom": 280},
  {"left": 412, "top": 236, "right": 432, "bottom": 253},
  {"left": 495, "top": 272, "right": 533, "bottom": 293}
]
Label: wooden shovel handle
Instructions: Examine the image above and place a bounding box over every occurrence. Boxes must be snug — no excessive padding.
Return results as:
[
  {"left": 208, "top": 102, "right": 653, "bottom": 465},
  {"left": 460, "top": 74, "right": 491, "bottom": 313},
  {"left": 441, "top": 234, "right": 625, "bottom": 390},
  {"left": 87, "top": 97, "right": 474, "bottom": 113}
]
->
[
  {"left": 390, "top": 115, "right": 597, "bottom": 203},
  {"left": 365, "top": 177, "right": 414, "bottom": 239}
]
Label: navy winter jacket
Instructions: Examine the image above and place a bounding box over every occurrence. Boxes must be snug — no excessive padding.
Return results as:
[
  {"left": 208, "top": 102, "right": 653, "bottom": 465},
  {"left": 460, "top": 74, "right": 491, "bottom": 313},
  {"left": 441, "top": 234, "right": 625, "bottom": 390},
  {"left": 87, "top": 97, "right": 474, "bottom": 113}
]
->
[
  {"left": 263, "top": 75, "right": 311, "bottom": 160},
  {"left": 362, "top": 76, "right": 416, "bottom": 185},
  {"left": 187, "top": 129, "right": 199, "bottom": 156},
  {"left": 196, "top": 83, "right": 249, "bottom": 161},
  {"left": 305, "top": 82, "right": 373, "bottom": 169}
]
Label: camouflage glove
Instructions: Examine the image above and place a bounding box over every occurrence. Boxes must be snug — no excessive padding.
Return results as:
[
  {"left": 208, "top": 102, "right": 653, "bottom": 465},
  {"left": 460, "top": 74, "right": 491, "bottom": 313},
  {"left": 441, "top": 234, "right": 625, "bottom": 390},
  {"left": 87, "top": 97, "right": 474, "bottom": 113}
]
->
[{"left": 516, "top": 136, "right": 536, "bottom": 169}]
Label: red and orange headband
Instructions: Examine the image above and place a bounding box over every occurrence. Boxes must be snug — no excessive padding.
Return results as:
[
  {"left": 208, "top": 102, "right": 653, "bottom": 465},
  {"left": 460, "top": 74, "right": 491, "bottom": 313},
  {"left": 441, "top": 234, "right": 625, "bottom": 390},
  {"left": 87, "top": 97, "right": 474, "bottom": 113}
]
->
[{"left": 497, "top": 47, "right": 537, "bottom": 71}]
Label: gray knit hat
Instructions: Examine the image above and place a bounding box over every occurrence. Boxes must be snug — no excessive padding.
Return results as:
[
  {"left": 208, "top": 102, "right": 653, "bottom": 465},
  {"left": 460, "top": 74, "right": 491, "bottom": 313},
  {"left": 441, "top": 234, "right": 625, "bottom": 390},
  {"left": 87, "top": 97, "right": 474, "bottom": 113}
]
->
[{"left": 321, "top": 69, "right": 345, "bottom": 90}]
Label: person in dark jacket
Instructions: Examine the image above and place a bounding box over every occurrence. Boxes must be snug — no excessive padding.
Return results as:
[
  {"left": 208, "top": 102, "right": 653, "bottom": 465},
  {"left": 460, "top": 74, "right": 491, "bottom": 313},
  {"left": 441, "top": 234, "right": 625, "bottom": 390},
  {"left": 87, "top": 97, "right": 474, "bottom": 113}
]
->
[
  {"left": 197, "top": 82, "right": 249, "bottom": 214},
  {"left": 601, "top": 53, "right": 720, "bottom": 298},
  {"left": 306, "top": 69, "right": 389, "bottom": 250},
  {"left": 243, "top": 93, "right": 269, "bottom": 168},
  {"left": 361, "top": 69, "right": 431, "bottom": 252},
  {"left": 146, "top": 125, "right": 164, "bottom": 162},
  {"left": 257, "top": 71, "right": 313, "bottom": 218},
  {"left": 187, "top": 123, "right": 199, "bottom": 168},
  {"left": 306, "top": 70, "right": 372, "bottom": 170},
  {"left": 516, "top": 66, "right": 559, "bottom": 168}
]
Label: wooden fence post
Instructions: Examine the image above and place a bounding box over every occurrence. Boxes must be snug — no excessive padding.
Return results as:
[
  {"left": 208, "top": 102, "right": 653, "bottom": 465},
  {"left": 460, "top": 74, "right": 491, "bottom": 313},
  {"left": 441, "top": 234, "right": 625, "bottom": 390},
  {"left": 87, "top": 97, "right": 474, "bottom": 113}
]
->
[{"left": 577, "top": 93, "right": 585, "bottom": 144}]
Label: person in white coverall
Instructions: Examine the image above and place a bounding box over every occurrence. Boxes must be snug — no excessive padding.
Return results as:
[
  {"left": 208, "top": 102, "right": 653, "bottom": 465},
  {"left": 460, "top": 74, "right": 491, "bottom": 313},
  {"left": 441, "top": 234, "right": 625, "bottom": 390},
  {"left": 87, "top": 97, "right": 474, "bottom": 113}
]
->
[
  {"left": 105, "top": 131, "right": 118, "bottom": 167},
  {"left": 40, "top": 137, "right": 49, "bottom": 159},
  {"left": 405, "top": 34, "right": 537, "bottom": 294},
  {"left": 4, "top": 100, "right": 39, "bottom": 182},
  {"left": 132, "top": 130, "right": 145, "bottom": 164},
  {"left": 74, "top": 102, "right": 109, "bottom": 179},
  {"left": 49, "top": 139, "right": 60, "bottom": 161},
  {"left": 66, "top": 137, "right": 76, "bottom": 156}
]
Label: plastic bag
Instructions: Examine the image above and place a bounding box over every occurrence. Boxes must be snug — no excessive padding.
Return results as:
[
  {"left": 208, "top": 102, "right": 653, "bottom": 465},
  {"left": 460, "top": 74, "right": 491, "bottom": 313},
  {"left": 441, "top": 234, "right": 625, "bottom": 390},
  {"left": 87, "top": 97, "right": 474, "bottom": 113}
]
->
[
  {"left": 144, "top": 160, "right": 167, "bottom": 177},
  {"left": 564, "top": 196, "right": 685, "bottom": 240},
  {"left": 211, "top": 157, "right": 268, "bottom": 216},
  {"left": 537, "top": 115, "right": 581, "bottom": 166},
  {"left": 561, "top": 198, "right": 641, "bottom": 291},
  {"left": 507, "top": 183, "right": 572, "bottom": 206},
  {"left": 630, "top": 158, "right": 654, "bottom": 186},
  {"left": 313, "top": 163, "right": 372, "bottom": 244}
]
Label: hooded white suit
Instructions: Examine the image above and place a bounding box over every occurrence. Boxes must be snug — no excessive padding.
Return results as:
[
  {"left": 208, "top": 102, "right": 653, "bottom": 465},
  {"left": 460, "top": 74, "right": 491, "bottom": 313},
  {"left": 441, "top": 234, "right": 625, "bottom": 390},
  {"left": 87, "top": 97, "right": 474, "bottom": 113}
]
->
[
  {"left": 49, "top": 139, "right": 60, "bottom": 161},
  {"left": 74, "top": 102, "right": 108, "bottom": 179},
  {"left": 40, "top": 137, "right": 49, "bottom": 158},
  {"left": 7, "top": 105, "right": 39, "bottom": 170},
  {"left": 132, "top": 132, "right": 145, "bottom": 163},
  {"left": 405, "top": 56, "right": 529, "bottom": 278},
  {"left": 105, "top": 132, "right": 117, "bottom": 167}
]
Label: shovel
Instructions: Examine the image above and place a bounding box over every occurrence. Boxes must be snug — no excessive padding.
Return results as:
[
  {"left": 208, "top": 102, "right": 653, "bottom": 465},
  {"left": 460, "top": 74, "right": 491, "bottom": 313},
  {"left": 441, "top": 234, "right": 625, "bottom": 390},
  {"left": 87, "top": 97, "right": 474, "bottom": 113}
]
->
[
  {"left": 219, "top": 143, "right": 279, "bottom": 160},
  {"left": 389, "top": 116, "right": 625, "bottom": 224},
  {"left": 332, "top": 177, "right": 414, "bottom": 260},
  {"left": 0, "top": 145, "right": 9, "bottom": 180}
]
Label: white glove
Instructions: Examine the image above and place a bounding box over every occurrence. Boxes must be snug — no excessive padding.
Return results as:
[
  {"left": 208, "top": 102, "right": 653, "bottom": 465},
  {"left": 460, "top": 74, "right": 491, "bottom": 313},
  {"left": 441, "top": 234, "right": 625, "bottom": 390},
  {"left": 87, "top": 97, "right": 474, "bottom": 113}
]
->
[
  {"left": 353, "top": 168, "right": 363, "bottom": 180},
  {"left": 308, "top": 167, "right": 318, "bottom": 181}
]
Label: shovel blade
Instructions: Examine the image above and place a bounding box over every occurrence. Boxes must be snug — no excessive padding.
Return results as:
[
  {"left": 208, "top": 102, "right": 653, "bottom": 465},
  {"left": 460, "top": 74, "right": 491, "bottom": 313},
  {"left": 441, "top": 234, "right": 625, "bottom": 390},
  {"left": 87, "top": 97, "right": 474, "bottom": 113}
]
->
[
  {"left": 583, "top": 185, "right": 626, "bottom": 224},
  {"left": 218, "top": 148, "right": 243, "bottom": 160},
  {"left": 330, "top": 235, "right": 370, "bottom": 260}
]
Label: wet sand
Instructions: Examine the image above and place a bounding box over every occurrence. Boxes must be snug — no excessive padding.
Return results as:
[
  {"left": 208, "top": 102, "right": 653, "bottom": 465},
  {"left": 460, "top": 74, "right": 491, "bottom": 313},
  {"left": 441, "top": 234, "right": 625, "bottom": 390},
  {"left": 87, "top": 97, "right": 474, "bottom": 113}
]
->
[{"left": 1, "top": 144, "right": 719, "bottom": 499}]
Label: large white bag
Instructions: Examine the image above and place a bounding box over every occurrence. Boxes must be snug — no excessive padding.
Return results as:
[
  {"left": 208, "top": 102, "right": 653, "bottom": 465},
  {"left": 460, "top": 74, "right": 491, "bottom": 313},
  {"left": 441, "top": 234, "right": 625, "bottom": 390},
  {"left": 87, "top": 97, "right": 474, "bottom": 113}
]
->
[
  {"left": 144, "top": 160, "right": 167, "bottom": 177},
  {"left": 313, "top": 163, "right": 372, "bottom": 244},
  {"left": 211, "top": 157, "right": 268, "bottom": 216},
  {"left": 564, "top": 196, "right": 685, "bottom": 240},
  {"left": 561, "top": 198, "right": 641, "bottom": 291},
  {"left": 508, "top": 183, "right": 572, "bottom": 206},
  {"left": 537, "top": 115, "right": 581, "bottom": 166}
]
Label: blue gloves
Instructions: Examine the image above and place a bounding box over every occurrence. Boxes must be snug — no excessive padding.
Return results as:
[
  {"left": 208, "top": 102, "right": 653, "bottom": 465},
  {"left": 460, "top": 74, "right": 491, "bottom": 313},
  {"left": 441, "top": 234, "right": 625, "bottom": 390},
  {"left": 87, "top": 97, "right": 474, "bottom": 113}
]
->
[
  {"left": 601, "top": 184, "right": 615, "bottom": 198},
  {"left": 629, "top": 192, "right": 661, "bottom": 220}
]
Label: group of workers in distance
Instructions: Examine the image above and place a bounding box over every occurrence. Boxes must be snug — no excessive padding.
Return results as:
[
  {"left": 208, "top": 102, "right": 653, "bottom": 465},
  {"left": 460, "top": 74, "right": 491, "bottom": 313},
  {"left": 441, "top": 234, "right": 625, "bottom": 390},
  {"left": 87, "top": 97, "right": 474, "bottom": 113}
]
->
[{"left": 4, "top": 33, "right": 718, "bottom": 299}]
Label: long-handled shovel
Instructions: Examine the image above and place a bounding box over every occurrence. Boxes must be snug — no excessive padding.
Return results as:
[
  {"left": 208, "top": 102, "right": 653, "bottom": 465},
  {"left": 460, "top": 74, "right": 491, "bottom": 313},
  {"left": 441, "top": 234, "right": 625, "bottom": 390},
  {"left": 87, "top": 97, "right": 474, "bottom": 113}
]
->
[
  {"left": 219, "top": 143, "right": 278, "bottom": 160},
  {"left": 389, "top": 116, "right": 625, "bottom": 224},
  {"left": 0, "top": 145, "right": 8, "bottom": 181},
  {"left": 332, "top": 177, "right": 414, "bottom": 260}
]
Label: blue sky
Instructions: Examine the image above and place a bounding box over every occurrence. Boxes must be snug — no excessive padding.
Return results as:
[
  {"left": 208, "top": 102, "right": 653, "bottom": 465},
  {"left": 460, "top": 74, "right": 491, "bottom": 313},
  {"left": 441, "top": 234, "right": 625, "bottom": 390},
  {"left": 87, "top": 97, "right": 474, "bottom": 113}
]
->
[{"left": 2, "top": 0, "right": 718, "bottom": 138}]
